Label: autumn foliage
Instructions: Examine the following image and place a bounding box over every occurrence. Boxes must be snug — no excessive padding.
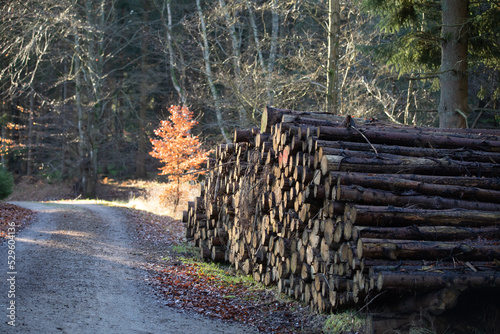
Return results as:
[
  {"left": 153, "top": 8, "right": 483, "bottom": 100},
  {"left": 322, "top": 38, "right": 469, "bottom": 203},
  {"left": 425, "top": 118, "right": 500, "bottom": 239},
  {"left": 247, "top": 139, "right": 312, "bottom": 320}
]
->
[{"left": 150, "top": 106, "right": 209, "bottom": 208}]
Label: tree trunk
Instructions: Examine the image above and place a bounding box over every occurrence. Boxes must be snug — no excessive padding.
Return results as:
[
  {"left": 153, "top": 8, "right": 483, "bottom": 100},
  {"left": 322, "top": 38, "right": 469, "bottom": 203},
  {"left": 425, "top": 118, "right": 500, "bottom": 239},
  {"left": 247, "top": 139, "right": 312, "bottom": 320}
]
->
[
  {"left": 326, "top": 0, "right": 340, "bottom": 114},
  {"left": 439, "top": 0, "right": 469, "bottom": 128},
  {"left": 136, "top": 8, "right": 149, "bottom": 179},
  {"left": 61, "top": 59, "right": 69, "bottom": 180},
  {"left": 246, "top": 1, "right": 265, "bottom": 70},
  {"left": 246, "top": 0, "right": 272, "bottom": 110},
  {"left": 162, "top": 0, "right": 186, "bottom": 105},
  {"left": 0, "top": 101, "right": 7, "bottom": 166},
  {"left": 219, "top": 0, "right": 247, "bottom": 127},
  {"left": 196, "top": 0, "right": 229, "bottom": 143},
  {"left": 267, "top": 0, "right": 279, "bottom": 106},
  {"left": 74, "top": 34, "right": 87, "bottom": 196},
  {"left": 27, "top": 91, "right": 34, "bottom": 176}
]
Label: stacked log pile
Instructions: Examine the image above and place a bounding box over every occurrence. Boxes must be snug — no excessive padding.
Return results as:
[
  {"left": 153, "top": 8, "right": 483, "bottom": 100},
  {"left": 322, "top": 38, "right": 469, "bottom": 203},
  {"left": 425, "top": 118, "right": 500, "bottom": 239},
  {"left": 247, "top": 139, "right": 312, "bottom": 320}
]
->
[{"left": 183, "top": 107, "right": 500, "bottom": 314}]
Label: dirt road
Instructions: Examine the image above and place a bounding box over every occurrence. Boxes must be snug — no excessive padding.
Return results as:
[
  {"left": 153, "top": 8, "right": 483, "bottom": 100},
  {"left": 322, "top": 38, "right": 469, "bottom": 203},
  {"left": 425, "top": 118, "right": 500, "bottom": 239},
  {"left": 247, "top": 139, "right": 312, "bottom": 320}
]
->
[{"left": 0, "top": 202, "right": 258, "bottom": 333}]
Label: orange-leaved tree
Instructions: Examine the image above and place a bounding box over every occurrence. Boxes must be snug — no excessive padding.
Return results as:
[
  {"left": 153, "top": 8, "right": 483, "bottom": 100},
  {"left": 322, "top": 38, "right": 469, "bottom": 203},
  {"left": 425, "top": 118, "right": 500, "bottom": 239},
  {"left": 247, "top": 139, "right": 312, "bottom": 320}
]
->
[{"left": 150, "top": 105, "right": 209, "bottom": 210}]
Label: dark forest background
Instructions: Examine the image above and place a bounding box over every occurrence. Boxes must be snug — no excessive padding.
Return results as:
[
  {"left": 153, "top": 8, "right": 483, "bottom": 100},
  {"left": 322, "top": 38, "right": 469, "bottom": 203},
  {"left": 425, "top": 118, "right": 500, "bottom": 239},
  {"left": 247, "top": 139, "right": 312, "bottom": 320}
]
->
[{"left": 1, "top": 0, "right": 499, "bottom": 197}]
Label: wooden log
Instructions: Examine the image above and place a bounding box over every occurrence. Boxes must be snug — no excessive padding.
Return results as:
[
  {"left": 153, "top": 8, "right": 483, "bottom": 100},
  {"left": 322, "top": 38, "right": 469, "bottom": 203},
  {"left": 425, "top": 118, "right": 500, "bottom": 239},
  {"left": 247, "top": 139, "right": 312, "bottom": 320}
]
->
[
  {"left": 282, "top": 115, "right": 340, "bottom": 128},
  {"left": 323, "top": 218, "right": 337, "bottom": 246},
  {"left": 211, "top": 246, "right": 226, "bottom": 262},
  {"left": 306, "top": 244, "right": 320, "bottom": 265},
  {"left": 346, "top": 205, "right": 500, "bottom": 227},
  {"left": 365, "top": 257, "right": 477, "bottom": 267},
  {"left": 338, "top": 242, "right": 354, "bottom": 265},
  {"left": 327, "top": 171, "right": 500, "bottom": 191},
  {"left": 320, "top": 239, "right": 337, "bottom": 263},
  {"left": 200, "top": 244, "right": 211, "bottom": 259},
  {"left": 317, "top": 293, "right": 332, "bottom": 313},
  {"left": 321, "top": 154, "right": 500, "bottom": 177},
  {"left": 325, "top": 200, "right": 345, "bottom": 216},
  {"left": 189, "top": 122, "right": 500, "bottom": 315},
  {"left": 317, "top": 126, "right": 500, "bottom": 152},
  {"left": 334, "top": 172, "right": 500, "bottom": 203},
  {"left": 375, "top": 270, "right": 500, "bottom": 291},
  {"left": 371, "top": 124, "right": 500, "bottom": 137},
  {"left": 233, "top": 128, "right": 256, "bottom": 144},
  {"left": 277, "top": 260, "right": 291, "bottom": 279},
  {"left": 367, "top": 261, "right": 498, "bottom": 275},
  {"left": 261, "top": 106, "right": 365, "bottom": 133},
  {"left": 314, "top": 139, "right": 500, "bottom": 163},
  {"left": 352, "top": 225, "right": 500, "bottom": 241},
  {"left": 290, "top": 252, "right": 302, "bottom": 275},
  {"left": 335, "top": 185, "right": 500, "bottom": 211},
  {"left": 358, "top": 238, "right": 500, "bottom": 261},
  {"left": 388, "top": 287, "right": 462, "bottom": 315},
  {"left": 255, "top": 133, "right": 271, "bottom": 147},
  {"left": 275, "top": 237, "right": 292, "bottom": 257},
  {"left": 301, "top": 263, "right": 314, "bottom": 282}
]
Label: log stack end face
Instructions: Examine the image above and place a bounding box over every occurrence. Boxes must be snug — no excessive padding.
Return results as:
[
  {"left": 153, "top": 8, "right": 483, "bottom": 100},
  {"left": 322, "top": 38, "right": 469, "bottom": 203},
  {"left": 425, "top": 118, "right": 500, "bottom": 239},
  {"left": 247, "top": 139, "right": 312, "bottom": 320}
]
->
[{"left": 185, "top": 108, "right": 500, "bottom": 315}]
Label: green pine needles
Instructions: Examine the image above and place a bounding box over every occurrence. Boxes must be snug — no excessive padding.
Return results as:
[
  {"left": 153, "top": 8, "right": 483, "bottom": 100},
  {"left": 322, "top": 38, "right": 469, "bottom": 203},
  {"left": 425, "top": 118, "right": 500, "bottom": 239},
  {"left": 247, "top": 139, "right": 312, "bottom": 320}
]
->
[{"left": 0, "top": 166, "right": 14, "bottom": 200}]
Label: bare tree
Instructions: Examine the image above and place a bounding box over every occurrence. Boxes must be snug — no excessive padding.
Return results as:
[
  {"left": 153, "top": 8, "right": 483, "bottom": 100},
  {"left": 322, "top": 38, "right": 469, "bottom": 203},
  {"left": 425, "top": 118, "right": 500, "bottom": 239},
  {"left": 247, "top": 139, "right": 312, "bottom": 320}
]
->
[
  {"left": 326, "top": 0, "right": 340, "bottom": 114},
  {"left": 196, "top": 0, "right": 230, "bottom": 142}
]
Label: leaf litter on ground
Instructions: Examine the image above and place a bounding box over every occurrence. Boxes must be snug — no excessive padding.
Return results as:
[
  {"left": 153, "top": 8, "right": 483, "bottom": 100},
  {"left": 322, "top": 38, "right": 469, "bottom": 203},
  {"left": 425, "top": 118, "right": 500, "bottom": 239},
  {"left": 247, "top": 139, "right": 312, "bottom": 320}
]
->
[
  {"left": 126, "top": 207, "right": 326, "bottom": 333},
  {"left": 0, "top": 201, "right": 34, "bottom": 243}
]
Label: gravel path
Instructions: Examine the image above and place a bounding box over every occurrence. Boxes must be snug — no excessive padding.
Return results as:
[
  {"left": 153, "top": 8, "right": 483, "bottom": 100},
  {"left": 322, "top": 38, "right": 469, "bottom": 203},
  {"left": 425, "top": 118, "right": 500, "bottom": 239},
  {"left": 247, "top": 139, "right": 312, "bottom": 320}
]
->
[{"left": 0, "top": 202, "right": 258, "bottom": 333}]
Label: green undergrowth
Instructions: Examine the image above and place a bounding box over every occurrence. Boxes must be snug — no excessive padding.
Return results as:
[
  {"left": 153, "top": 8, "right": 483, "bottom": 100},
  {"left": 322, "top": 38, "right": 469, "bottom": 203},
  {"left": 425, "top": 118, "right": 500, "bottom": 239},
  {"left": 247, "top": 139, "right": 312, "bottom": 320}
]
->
[
  {"left": 171, "top": 242, "right": 301, "bottom": 305},
  {"left": 179, "top": 254, "right": 262, "bottom": 291},
  {"left": 323, "top": 310, "right": 368, "bottom": 334},
  {"left": 172, "top": 241, "right": 199, "bottom": 257}
]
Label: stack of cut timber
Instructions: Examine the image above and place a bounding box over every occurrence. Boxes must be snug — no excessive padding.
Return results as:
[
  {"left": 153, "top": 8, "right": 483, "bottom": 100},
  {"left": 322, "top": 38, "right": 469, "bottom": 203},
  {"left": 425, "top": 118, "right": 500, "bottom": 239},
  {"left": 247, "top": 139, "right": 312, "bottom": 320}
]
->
[{"left": 183, "top": 107, "right": 500, "bottom": 314}]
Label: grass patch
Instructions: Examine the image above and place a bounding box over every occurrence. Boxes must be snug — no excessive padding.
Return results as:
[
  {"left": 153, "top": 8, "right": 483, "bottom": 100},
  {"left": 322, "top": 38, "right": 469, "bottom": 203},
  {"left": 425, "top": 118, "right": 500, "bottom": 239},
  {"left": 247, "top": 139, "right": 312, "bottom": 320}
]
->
[
  {"left": 172, "top": 242, "right": 200, "bottom": 257},
  {"left": 179, "top": 256, "right": 257, "bottom": 288},
  {"left": 323, "top": 310, "right": 368, "bottom": 334}
]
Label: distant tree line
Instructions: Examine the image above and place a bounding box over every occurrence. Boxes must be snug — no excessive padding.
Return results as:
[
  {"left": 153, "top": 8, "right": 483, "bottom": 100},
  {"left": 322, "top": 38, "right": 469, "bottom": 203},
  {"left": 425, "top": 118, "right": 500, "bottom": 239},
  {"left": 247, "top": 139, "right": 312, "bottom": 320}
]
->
[{"left": 1, "top": 0, "right": 498, "bottom": 198}]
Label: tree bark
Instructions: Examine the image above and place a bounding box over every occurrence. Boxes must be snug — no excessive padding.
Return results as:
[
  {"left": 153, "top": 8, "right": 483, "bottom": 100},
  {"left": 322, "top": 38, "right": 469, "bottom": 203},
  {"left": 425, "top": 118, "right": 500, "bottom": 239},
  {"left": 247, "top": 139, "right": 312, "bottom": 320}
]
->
[
  {"left": 314, "top": 139, "right": 500, "bottom": 163},
  {"left": 327, "top": 171, "right": 500, "bottom": 191},
  {"left": 267, "top": 0, "right": 279, "bottom": 106},
  {"left": 375, "top": 270, "right": 500, "bottom": 291},
  {"left": 353, "top": 225, "right": 500, "bottom": 241},
  {"left": 27, "top": 91, "right": 34, "bottom": 176},
  {"left": 326, "top": 0, "right": 340, "bottom": 113},
  {"left": 136, "top": 8, "right": 149, "bottom": 179},
  {"left": 219, "top": 0, "right": 247, "bottom": 127},
  {"left": 439, "top": 0, "right": 469, "bottom": 128},
  {"left": 335, "top": 185, "right": 500, "bottom": 211},
  {"left": 358, "top": 237, "right": 500, "bottom": 261},
  {"left": 321, "top": 154, "right": 500, "bottom": 177},
  {"left": 196, "top": 0, "right": 229, "bottom": 143},
  {"left": 74, "top": 34, "right": 87, "bottom": 196},
  {"left": 333, "top": 172, "right": 500, "bottom": 203},
  {"left": 317, "top": 126, "right": 500, "bottom": 151},
  {"left": 346, "top": 205, "right": 500, "bottom": 227},
  {"left": 163, "top": 0, "right": 186, "bottom": 105}
]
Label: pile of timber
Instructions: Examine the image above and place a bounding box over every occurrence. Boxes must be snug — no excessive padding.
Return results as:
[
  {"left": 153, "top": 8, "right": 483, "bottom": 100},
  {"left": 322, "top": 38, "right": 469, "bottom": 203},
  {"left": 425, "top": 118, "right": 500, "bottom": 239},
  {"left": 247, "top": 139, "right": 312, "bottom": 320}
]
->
[{"left": 183, "top": 107, "right": 500, "bottom": 314}]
